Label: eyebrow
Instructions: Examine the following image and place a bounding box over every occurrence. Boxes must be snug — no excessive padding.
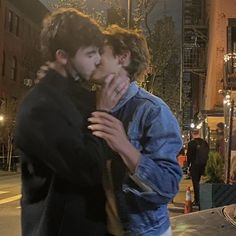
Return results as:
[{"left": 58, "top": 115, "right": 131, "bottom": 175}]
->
[{"left": 85, "top": 49, "right": 97, "bottom": 55}]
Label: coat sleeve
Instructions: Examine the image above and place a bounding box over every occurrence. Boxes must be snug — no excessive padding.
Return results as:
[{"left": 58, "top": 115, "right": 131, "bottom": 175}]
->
[
  {"left": 124, "top": 103, "right": 183, "bottom": 205},
  {"left": 15, "top": 97, "right": 106, "bottom": 187}
]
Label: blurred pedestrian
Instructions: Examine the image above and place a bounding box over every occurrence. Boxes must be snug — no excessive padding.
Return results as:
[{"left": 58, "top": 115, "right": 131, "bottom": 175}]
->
[
  {"left": 216, "top": 122, "right": 224, "bottom": 158},
  {"left": 187, "top": 129, "right": 209, "bottom": 206}
]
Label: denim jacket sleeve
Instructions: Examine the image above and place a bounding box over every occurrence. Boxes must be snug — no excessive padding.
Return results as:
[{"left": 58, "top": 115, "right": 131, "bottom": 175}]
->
[{"left": 125, "top": 102, "right": 183, "bottom": 205}]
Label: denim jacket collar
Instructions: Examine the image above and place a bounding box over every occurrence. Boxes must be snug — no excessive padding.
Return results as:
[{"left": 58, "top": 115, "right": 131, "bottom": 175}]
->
[{"left": 112, "top": 82, "right": 139, "bottom": 113}]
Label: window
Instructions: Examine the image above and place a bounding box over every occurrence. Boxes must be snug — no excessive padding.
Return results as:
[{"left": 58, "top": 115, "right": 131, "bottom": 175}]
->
[
  {"left": 10, "top": 57, "right": 17, "bottom": 80},
  {"left": 14, "top": 15, "right": 20, "bottom": 36},
  {"left": 2, "top": 51, "right": 5, "bottom": 76},
  {"left": 8, "top": 10, "right": 13, "bottom": 32}
]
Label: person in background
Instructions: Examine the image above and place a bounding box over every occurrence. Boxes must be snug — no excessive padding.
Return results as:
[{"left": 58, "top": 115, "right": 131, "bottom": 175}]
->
[
  {"left": 216, "top": 122, "right": 224, "bottom": 158},
  {"left": 187, "top": 129, "right": 209, "bottom": 206}
]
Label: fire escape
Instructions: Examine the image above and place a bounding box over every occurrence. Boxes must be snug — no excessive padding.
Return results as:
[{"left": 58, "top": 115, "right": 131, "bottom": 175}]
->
[{"left": 182, "top": 0, "right": 208, "bottom": 130}]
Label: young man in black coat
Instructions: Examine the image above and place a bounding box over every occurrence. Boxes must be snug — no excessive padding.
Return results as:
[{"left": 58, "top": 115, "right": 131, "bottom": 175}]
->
[
  {"left": 187, "top": 129, "right": 209, "bottom": 206},
  {"left": 14, "top": 8, "right": 128, "bottom": 236}
]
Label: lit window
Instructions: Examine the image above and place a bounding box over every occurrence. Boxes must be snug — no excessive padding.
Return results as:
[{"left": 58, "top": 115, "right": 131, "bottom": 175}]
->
[{"left": 10, "top": 57, "right": 17, "bottom": 80}]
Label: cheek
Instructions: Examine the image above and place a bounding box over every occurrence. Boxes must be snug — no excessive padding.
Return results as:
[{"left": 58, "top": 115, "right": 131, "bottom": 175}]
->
[{"left": 81, "top": 59, "right": 95, "bottom": 71}]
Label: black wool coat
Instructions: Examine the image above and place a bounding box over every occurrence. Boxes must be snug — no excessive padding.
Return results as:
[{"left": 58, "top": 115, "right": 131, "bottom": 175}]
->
[{"left": 15, "top": 70, "right": 108, "bottom": 236}]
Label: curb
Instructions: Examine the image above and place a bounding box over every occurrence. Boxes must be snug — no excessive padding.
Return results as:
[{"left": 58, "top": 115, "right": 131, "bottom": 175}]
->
[
  {"left": 168, "top": 204, "right": 199, "bottom": 213},
  {"left": 168, "top": 206, "right": 184, "bottom": 213},
  {"left": 0, "top": 170, "right": 20, "bottom": 177}
]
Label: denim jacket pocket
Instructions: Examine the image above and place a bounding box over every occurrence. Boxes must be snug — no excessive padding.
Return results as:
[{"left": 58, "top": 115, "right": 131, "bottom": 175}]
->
[{"left": 122, "top": 189, "right": 168, "bottom": 234}]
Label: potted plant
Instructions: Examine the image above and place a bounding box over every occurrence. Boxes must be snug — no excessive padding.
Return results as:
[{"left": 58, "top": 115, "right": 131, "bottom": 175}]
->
[{"left": 200, "top": 151, "right": 236, "bottom": 210}]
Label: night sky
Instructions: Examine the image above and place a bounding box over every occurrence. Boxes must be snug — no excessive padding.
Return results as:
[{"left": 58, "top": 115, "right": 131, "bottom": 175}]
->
[{"left": 39, "top": 0, "right": 181, "bottom": 31}]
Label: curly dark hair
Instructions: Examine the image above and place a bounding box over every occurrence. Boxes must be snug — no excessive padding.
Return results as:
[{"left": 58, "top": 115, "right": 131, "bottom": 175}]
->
[
  {"left": 104, "top": 25, "right": 150, "bottom": 81},
  {"left": 40, "top": 8, "right": 104, "bottom": 60}
]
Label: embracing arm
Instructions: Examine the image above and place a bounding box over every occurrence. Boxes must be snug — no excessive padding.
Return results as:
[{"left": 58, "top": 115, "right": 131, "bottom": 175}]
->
[
  {"left": 88, "top": 104, "right": 183, "bottom": 204},
  {"left": 88, "top": 112, "right": 140, "bottom": 173}
]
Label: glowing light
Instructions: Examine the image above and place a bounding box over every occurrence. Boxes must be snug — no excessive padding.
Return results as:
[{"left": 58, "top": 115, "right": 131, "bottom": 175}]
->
[{"left": 224, "top": 53, "right": 236, "bottom": 62}]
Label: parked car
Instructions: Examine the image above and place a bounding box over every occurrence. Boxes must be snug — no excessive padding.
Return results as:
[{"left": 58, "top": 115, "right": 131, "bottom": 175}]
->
[{"left": 171, "top": 204, "right": 236, "bottom": 235}]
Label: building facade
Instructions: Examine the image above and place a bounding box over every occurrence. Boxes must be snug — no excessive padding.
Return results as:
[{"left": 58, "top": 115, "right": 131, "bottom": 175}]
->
[
  {"left": 205, "top": 0, "right": 236, "bottom": 109},
  {"left": 0, "top": 0, "right": 48, "bottom": 144}
]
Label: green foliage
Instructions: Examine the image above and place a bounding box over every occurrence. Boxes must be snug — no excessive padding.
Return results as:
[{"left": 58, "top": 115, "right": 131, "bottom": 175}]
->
[
  {"left": 52, "top": 0, "right": 87, "bottom": 11},
  {"left": 50, "top": 0, "right": 107, "bottom": 26},
  {"left": 149, "top": 16, "right": 180, "bottom": 119},
  {"left": 133, "top": 0, "right": 159, "bottom": 31},
  {"left": 205, "top": 151, "right": 224, "bottom": 183}
]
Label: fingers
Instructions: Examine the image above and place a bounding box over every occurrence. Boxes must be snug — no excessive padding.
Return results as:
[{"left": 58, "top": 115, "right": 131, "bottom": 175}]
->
[
  {"left": 103, "top": 74, "right": 116, "bottom": 89},
  {"left": 90, "top": 111, "right": 120, "bottom": 124},
  {"left": 92, "top": 131, "right": 111, "bottom": 139},
  {"left": 88, "top": 112, "right": 123, "bottom": 135},
  {"left": 114, "top": 82, "right": 129, "bottom": 100},
  {"left": 95, "top": 74, "right": 130, "bottom": 111},
  {"left": 35, "top": 63, "right": 51, "bottom": 83},
  {"left": 109, "top": 75, "right": 129, "bottom": 94},
  {"left": 88, "top": 123, "right": 114, "bottom": 135},
  {"left": 88, "top": 115, "right": 114, "bottom": 128},
  {"left": 103, "top": 74, "right": 129, "bottom": 94}
]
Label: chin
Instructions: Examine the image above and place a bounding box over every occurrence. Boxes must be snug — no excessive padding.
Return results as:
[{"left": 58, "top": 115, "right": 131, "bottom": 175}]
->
[{"left": 90, "top": 72, "right": 104, "bottom": 83}]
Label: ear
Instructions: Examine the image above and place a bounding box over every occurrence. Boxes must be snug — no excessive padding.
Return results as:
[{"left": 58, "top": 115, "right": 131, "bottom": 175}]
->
[
  {"left": 118, "top": 50, "right": 131, "bottom": 67},
  {"left": 55, "top": 49, "right": 68, "bottom": 65}
]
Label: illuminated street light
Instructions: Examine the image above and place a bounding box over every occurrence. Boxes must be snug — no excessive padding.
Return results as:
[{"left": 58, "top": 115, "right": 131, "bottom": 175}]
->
[
  {"left": 0, "top": 115, "right": 4, "bottom": 122},
  {"left": 190, "top": 123, "right": 195, "bottom": 129}
]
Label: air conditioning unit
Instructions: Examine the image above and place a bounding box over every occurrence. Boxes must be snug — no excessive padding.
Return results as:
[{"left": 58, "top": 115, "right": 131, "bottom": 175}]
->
[{"left": 23, "top": 79, "right": 33, "bottom": 87}]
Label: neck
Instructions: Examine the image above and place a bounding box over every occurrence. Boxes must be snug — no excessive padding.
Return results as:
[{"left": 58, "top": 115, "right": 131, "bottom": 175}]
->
[
  {"left": 119, "top": 67, "right": 129, "bottom": 77},
  {"left": 50, "top": 62, "right": 67, "bottom": 78}
]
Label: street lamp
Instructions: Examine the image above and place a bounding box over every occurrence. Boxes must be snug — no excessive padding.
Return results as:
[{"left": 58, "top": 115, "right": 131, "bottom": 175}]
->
[{"left": 0, "top": 115, "right": 4, "bottom": 122}]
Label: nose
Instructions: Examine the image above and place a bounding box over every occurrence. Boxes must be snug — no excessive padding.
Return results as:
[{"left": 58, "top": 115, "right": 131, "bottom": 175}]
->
[{"left": 95, "top": 53, "right": 101, "bottom": 66}]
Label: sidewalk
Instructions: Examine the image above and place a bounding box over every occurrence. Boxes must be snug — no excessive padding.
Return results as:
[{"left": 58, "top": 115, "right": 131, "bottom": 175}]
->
[
  {"left": 168, "top": 175, "right": 199, "bottom": 214},
  {"left": 0, "top": 169, "right": 20, "bottom": 177},
  {"left": 0, "top": 170, "right": 196, "bottom": 214}
]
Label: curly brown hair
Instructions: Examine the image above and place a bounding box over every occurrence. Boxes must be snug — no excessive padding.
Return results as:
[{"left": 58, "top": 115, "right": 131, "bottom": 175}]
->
[
  {"left": 40, "top": 8, "right": 104, "bottom": 60},
  {"left": 104, "top": 25, "right": 150, "bottom": 81}
]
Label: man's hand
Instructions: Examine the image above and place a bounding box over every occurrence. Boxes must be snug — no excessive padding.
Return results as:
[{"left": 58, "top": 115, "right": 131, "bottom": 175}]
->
[
  {"left": 88, "top": 111, "right": 140, "bottom": 173},
  {"left": 96, "top": 74, "right": 129, "bottom": 112},
  {"left": 88, "top": 111, "right": 128, "bottom": 152},
  {"left": 35, "top": 61, "right": 52, "bottom": 84}
]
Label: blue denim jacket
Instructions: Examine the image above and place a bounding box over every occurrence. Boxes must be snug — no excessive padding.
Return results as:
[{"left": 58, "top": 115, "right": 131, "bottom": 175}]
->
[{"left": 111, "top": 82, "right": 183, "bottom": 236}]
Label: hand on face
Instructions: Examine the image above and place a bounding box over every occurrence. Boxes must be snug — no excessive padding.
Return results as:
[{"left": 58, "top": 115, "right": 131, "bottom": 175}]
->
[
  {"left": 96, "top": 73, "right": 130, "bottom": 112},
  {"left": 88, "top": 111, "right": 129, "bottom": 153}
]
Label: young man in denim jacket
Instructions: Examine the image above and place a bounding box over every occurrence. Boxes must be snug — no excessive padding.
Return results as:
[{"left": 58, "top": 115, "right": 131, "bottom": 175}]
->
[{"left": 89, "top": 25, "right": 183, "bottom": 236}]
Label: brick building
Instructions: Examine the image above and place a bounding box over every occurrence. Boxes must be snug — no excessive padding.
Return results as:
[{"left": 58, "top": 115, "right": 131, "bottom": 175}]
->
[{"left": 0, "top": 0, "right": 48, "bottom": 145}]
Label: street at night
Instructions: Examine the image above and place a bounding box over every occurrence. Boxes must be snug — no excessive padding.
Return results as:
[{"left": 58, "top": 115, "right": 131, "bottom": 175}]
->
[
  {"left": 0, "top": 171, "right": 188, "bottom": 235},
  {"left": 0, "top": 172, "right": 20, "bottom": 236},
  {"left": 2, "top": 0, "right": 236, "bottom": 235}
]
